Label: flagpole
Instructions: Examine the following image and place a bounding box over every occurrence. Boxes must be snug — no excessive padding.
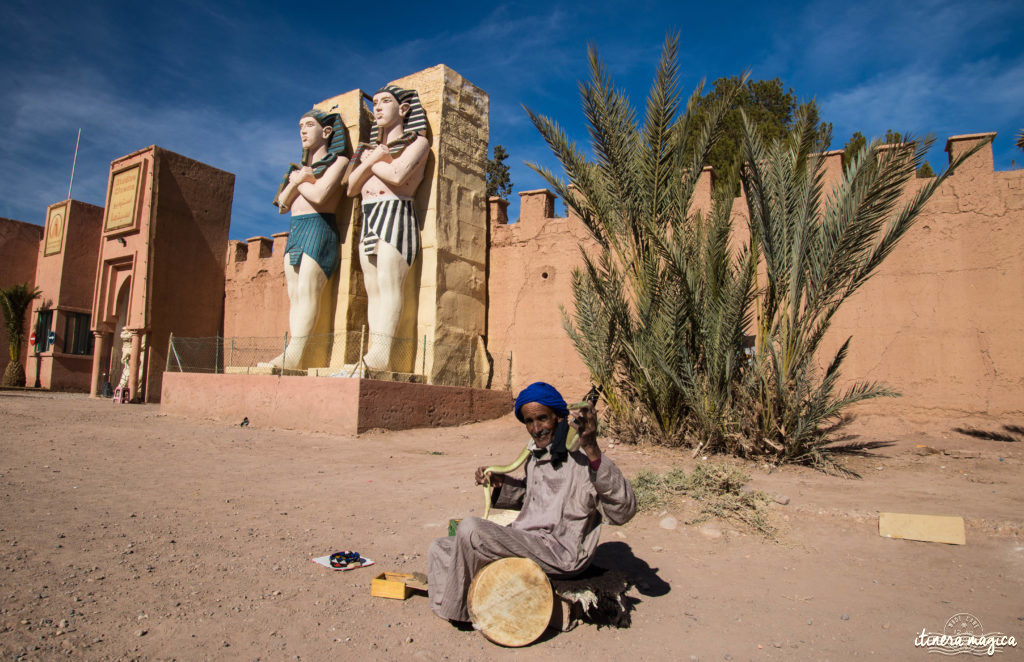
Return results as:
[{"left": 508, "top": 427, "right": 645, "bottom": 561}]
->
[{"left": 67, "top": 128, "right": 81, "bottom": 200}]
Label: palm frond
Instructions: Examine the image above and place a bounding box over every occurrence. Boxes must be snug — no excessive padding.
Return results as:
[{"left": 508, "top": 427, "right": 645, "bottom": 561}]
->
[
  {"left": 530, "top": 37, "right": 977, "bottom": 472},
  {"left": 0, "top": 283, "right": 42, "bottom": 361}
]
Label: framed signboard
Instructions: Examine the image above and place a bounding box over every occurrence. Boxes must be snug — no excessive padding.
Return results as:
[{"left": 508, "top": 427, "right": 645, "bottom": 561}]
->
[
  {"left": 44, "top": 202, "right": 67, "bottom": 256},
  {"left": 103, "top": 163, "right": 143, "bottom": 234}
]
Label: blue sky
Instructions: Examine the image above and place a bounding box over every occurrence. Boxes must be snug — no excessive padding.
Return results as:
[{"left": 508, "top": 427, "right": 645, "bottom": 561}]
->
[{"left": 1, "top": 0, "right": 1021, "bottom": 240}]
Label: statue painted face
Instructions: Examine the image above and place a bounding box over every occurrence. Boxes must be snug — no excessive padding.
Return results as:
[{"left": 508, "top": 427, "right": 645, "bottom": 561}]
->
[
  {"left": 372, "top": 91, "right": 409, "bottom": 132},
  {"left": 299, "top": 114, "right": 332, "bottom": 151}
]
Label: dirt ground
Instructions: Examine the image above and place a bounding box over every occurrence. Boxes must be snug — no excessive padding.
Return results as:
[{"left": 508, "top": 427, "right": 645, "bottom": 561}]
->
[{"left": 0, "top": 390, "right": 1021, "bottom": 661}]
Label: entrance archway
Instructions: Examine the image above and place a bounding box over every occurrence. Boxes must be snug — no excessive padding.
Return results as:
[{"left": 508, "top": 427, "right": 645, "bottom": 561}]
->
[{"left": 109, "top": 278, "right": 131, "bottom": 389}]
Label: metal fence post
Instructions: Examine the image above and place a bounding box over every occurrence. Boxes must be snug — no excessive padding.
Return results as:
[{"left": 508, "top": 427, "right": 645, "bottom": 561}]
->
[
  {"left": 506, "top": 351, "right": 512, "bottom": 391},
  {"left": 229, "top": 338, "right": 234, "bottom": 369},
  {"left": 169, "top": 333, "right": 184, "bottom": 373},
  {"left": 358, "top": 325, "right": 366, "bottom": 377},
  {"left": 281, "top": 333, "right": 288, "bottom": 377},
  {"left": 421, "top": 334, "right": 427, "bottom": 376},
  {"left": 215, "top": 335, "right": 220, "bottom": 374},
  {"left": 166, "top": 333, "right": 174, "bottom": 372}
]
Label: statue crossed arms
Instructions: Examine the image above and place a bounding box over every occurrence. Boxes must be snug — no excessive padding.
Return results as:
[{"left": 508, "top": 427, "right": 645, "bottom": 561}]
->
[
  {"left": 263, "top": 86, "right": 428, "bottom": 372},
  {"left": 262, "top": 108, "right": 349, "bottom": 370},
  {"left": 347, "top": 85, "right": 430, "bottom": 370}
]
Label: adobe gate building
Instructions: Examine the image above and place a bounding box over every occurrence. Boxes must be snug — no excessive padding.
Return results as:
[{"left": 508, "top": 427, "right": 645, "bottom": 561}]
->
[
  {"left": 25, "top": 199, "right": 103, "bottom": 391},
  {"left": 88, "top": 146, "right": 233, "bottom": 403}
]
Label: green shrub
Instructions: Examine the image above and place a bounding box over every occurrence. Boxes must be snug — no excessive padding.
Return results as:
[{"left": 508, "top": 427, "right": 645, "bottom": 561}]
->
[{"left": 528, "top": 36, "right": 989, "bottom": 470}]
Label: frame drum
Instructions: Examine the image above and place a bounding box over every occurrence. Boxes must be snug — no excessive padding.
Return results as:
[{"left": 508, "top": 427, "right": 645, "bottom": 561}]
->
[{"left": 467, "top": 557, "right": 553, "bottom": 646}]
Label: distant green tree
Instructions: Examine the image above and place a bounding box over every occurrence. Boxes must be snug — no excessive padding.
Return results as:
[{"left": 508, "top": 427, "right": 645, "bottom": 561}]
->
[
  {"left": 0, "top": 283, "right": 41, "bottom": 387},
  {"left": 682, "top": 77, "right": 831, "bottom": 192},
  {"left": 884, "top": 129, "right": 904, "bottom": 144},
  {"left": 486, "top": 144, "right": 513, "bottom": 199},
  {"left": 844, "top": 130, "right": 910, "bottom": 164},
  {"left": 845, "top": 130, "right": 934, "bottom": 177},
  {"left": 843, "top": 131, "right": 867, "bottom": 164}
]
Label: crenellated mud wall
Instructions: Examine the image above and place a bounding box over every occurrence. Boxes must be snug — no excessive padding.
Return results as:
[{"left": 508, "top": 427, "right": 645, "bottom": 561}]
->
[{"left": 487, "top": 133, "right": 1024, "bottom": 418}]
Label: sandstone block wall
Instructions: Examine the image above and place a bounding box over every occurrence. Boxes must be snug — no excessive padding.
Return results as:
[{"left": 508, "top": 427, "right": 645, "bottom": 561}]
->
[
  {"left": 489, "top": 134, "right": 1024, "bottom": 418},
  {"left": 147, "top": 148, "right": 235, "bottom": 400},
  {"left": 223, "top": 67, "right": 491, "bottom": 387},
  {"left": 386, "top": 65, "right": 491, "bottom": 387}
]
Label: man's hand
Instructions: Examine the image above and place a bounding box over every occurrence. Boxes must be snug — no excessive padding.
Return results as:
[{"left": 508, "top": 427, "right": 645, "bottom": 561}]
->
[
  {"left": 571, "top": 405, "right": 601, "bottom": 462},
  {"left": 475, "top": 466, "right": 503, "bottom": 488}
]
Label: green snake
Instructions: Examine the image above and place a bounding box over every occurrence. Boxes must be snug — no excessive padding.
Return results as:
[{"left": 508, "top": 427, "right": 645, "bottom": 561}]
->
[{"left": 481, "top": 388, "right": 601, "bottom": 519}]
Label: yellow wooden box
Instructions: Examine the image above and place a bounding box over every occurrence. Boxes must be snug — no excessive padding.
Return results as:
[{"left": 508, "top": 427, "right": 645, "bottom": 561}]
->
[{"left": 371, "top": 572, "right": 428, "bottom": 600}]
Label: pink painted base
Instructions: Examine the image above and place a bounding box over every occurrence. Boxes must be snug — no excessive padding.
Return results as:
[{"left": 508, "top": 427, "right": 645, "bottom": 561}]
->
[{"left": 160, "top": 373, "right": 513, "bottom": 434}]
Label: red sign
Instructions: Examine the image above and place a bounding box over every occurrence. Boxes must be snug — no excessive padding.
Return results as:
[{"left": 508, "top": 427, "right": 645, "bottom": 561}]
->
[{"left": 29, "top": 332, "right": 36, "bottom": 346}]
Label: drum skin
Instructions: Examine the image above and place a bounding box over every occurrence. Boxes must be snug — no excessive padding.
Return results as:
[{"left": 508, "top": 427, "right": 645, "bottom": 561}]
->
[{"left": 467, "top": 557, "right": 553, "bottom": 647}]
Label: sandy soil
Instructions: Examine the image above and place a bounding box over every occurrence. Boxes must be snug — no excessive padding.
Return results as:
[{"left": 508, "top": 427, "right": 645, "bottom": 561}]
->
[{"left": 0, "top": 390, "right": 1021, "bottom": 661}]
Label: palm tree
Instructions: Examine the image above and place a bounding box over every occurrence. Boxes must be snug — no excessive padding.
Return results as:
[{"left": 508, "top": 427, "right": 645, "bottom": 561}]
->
[
  {"left": 1016, "top": 129, "right": 1024, "bottom": 153},
  {"left": 0, "top": 283, "right": 42, "bottom": 387},
  {"left": 528, "top": 35, "right": 991, "bottom": 469},
  {"left": 526, "top": 35, "right": 756, "bottom": 449},
  {"left": 741, "top": 115, "right": 989, "bottom": 469}
]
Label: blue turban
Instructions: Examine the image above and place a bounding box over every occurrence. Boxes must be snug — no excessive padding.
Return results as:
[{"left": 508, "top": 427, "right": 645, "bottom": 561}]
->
[{"left": 514, "top": 382, "right": 569, "bottom": 422}]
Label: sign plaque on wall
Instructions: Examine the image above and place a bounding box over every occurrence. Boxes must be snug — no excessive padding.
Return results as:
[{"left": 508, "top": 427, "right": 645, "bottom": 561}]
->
[
  {"left": 44, "top": 203, "right": 67, "bottom": 256},
  {"left": 103, "top": 164, "right": 143, "bottom": 233}
]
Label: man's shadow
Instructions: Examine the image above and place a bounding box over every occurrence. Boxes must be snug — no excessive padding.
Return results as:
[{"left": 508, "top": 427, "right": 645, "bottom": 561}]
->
[
  {"left": 490, "top": 541, "right": 669, "bottom": 645},
  {"left": 592, "top": 540, "right": 671, "bottom": 598},
  {"left": 531, "top": 540, "right": 669, "bottom": 641}
]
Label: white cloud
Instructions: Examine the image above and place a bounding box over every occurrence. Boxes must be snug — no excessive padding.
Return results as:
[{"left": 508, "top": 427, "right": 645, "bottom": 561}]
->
[
  {"left": 821, "top": 56, "right": 1024, "bottom": 140},
  {"left": 0, "top": 62, "right": 295, "bottom": 236}
]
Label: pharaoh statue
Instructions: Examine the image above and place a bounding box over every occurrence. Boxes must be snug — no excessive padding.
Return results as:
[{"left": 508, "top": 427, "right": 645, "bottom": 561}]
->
[
  {"left": 346, "top": 85, "right": 429, "bottom": 370},
  {"left": 260, "top": 108, "right": 349, "bottom": 370},
  {"left": 117, "top": 327, "right": 132, "bottom": 389}
]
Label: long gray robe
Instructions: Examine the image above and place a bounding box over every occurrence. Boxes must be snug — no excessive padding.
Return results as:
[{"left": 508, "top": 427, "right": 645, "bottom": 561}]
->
[{"left": 427, "top": 444, "right": 636, "bottom": 621}]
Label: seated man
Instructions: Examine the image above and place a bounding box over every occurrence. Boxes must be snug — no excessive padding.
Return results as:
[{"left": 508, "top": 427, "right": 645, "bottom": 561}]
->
[{"left": 427, "top": 382, "right": 637, "bottom": 624}]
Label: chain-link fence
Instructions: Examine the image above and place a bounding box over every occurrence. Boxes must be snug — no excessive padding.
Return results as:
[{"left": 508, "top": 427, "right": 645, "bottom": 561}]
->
[{"left": 166, "top": 330, "right": 511, "bottom": 389}]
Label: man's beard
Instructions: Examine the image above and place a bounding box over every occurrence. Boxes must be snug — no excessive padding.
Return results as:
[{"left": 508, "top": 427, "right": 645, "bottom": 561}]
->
[{"left": 531, "top": 420, "right": 570, "bottom": 467}]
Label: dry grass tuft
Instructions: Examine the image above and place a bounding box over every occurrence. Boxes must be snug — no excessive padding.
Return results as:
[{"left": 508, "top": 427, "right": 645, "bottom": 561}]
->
[{"left": 631, "top": 462, "right": 776, "bottom": 538}]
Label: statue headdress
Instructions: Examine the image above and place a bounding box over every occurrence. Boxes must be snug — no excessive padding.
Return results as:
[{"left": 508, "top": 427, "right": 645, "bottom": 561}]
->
[
  {"left": 369, "top": 85, "right": 427, "bottom": 146},
  {"left": 301, "top": 108, "right": 347, "bottom": 174},
  {"left": 273, "top": 106, "right": 347, "bottom": 207},
  {"left": 352, "top": 85, "right": 429, "bottom": 164}
]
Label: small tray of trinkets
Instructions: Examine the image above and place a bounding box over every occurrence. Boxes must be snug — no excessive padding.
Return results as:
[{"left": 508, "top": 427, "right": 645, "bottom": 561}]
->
[{"left": 311, "top": 550, "right": 375, "bottom": 571}]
